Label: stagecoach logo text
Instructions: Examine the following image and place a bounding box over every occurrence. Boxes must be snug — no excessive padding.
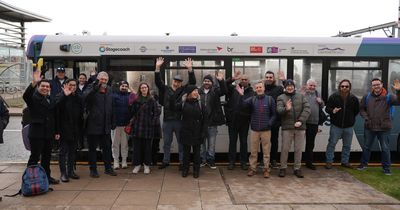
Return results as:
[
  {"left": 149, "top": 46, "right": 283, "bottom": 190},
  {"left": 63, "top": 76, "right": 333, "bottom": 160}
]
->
[{"left": 99, "top": 46, "right": 131, "bottom": 53}]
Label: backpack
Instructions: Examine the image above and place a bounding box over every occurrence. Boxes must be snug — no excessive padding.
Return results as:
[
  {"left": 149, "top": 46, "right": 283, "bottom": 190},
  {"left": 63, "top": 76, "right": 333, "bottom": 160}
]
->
[
  {"left": 365, "top": 92, "right": 394, "bottom": 119},
  {"left": 6, "top": 165, "right": 52, "bottom": 197}
]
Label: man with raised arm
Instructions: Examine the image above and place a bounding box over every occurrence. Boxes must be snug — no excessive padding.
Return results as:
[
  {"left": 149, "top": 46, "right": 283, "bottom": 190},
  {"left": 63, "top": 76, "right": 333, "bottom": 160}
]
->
[
  {"left": 23, "top": 68, "right": 68, "bottom": 185},
  {"left": 358, "top": 78, "right": 400, "bottom": 175},
  {"left": 155, "top": 57, "right": 196, "bottom": 170}
]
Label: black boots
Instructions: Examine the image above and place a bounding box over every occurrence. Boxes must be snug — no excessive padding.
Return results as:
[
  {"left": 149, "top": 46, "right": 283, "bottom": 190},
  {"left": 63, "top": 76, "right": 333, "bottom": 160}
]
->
[
  {"left": 68, "top": 171, "right": 80, "bottom": 179},
  {"left": 60, "top": 173, "right": 69, "bottom": 182},
  {"left": 182, "top": 169, "right": 189, "bottom": 177}
]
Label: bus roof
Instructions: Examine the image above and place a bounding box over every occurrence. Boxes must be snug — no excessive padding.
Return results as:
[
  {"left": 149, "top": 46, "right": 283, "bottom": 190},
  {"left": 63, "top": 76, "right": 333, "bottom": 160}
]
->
[{"left": 28, "top": 35, "right": 400, "bottom": 58}]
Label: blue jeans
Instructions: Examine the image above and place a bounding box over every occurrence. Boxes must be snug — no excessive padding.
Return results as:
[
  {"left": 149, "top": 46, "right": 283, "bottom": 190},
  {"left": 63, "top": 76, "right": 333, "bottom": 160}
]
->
[
  {"left": 325, "top": 125, "right": 353, "bottom": 164},
  {"left": 201, "top": 126, "right": 218, "bottom": 163},
  {"left": 162, "top": 120, "right": 183, "bottom": 164},
  {"left": 361, "top": 129, "right": 391, "bottom": 170}
]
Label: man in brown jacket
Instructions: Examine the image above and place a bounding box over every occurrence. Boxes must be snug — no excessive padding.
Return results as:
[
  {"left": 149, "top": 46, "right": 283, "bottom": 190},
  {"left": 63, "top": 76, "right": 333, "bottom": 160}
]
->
[{"left": 358, "top": 78, "right": 400, "bottom": 175}]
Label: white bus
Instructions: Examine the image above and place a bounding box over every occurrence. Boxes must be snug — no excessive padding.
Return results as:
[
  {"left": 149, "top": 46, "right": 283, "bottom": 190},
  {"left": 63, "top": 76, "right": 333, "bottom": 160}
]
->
[{"left": 27, "top": 35, "right": 400, "bottom": 160}]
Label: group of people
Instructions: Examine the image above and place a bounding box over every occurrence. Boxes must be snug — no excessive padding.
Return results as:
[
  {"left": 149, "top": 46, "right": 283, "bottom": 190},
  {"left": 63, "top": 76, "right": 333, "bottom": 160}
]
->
[{"left": 23, "top": 57, "right": 400, "bottom": 185}]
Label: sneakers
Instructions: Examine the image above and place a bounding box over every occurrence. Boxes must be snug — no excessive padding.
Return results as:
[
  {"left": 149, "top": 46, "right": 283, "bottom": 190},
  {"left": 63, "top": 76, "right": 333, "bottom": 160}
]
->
[
  {"left": 294, "top": 169, "right": 304, "bottom": 178},
  {"left": 90, "top": 170, "right": 100, "bottom": 178},
  {"left": 113, "top": 160, "right": 120, "bottom": 170},
  {"left": 121, "top": 159, "right": 128, "bottom": 169},
  {"left": 263, "top": 170, "right": 270, "bottom": 178},
  {"left": 144, "top": 165, "right": 151, "bottom": 174},
  {"left": 48, "top": 177, "right": 60, "bottom": 185},
  {"left": 341, "top": 163, "right": 354, "bottom": 169},
  {"left": 158, "top": 163, "right": 169, "bottom": 169},
  {"left": 270, "top": 160, "right": 279, "bottom": 169},
  {"left": 306, "top": 163, "right": 316, "bottom": 170},
  {"left": 208, "top": 162, "right": 217, "bottom": 170},
  {"left": 132, "top": 165, "right": 141, "bottom": 174},
  {"left": 200, "top": 162, "right": 207, "bottom": 168},
  {"left": 357, "top": 164, "right": 367, "bottom": 170},
  {"left": 105, "top": 169, "right": 117, "bottom": 176},
  {"left": 247, "top": 170, "right": 256, "bottom": 177},
  {"left": 383, "top": 169, "right": 392, "bottom": 175},
  {"left": 240, "top": 163, "right": 248, "bottom": 171},
  {"left": 278, "top": 169, "right": 286, "bottom": 177},
  {"left": 325, "top": 162, "right": 333, "bottom": 169},
  {"left": 227, "top": 163, "right": 235, "bottom": 170}
]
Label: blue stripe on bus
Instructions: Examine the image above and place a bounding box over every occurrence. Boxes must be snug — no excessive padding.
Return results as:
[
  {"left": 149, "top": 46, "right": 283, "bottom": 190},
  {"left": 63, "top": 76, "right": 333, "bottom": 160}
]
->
[
  {"left": 357, "top": 38, "right": 400, "bottom": 57},
  {"left": 26, "top": 35, "right": 46, "bottom": 59}
]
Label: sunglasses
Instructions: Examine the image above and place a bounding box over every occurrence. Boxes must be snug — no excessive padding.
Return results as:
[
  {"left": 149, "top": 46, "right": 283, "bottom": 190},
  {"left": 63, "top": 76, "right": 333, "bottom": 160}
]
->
[{"left": 340, "top": 85, "right": 349, "bottom": 88}]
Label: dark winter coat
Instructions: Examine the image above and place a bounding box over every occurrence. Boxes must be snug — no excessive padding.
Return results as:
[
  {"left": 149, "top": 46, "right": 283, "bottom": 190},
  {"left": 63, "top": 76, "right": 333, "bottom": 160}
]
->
[
  {"left": 360, "top": 90, "right": 400, "bottom": 131},
  {"left": 265, "top": 83, "right": 284, "bottom": 126},
  {"left": 50, "top": 76, "right": 68, "bottom": 98},
  {"left": 113, "top": 91, "right": 131, "bottom": 126},
  {"left": 55, "top": 91, "right": 83, "bottom": 141},
  {"left": 198, "top": 79, "right": 227, "bottom": 126},
  {"left": 241, "top": 94, "right": 277, "bottom": 131},
  {"left": 83, "top": 83, "right": 115, "bottom": 135},
  {"left": 175, "top": 97, "right": 207, "bottom": 145},
  {"left": 23, "top": 85, "right": 59, "bottom": 139},
  {"left": 155, "top": 71, "right": 196, "bottom": 121},
  {"left": 325, "top": 92, "right": 360, "bottom": 128},
  {"left": 130, "top": 96, "right": 161, "bottom": 140},
  {"left": 224, "top": 78, "right": 254, "bottom": 127},
  {"left": 0, "top": 97, "right": 9, "bottom": 144}
]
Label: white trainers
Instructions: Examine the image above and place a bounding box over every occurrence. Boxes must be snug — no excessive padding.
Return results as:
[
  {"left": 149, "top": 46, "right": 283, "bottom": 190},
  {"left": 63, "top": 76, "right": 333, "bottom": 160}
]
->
[
  {"left": 113, "top": 160, "right": 120, "bottom": 170},
  {"left": 144, "top": 165, "right": 151, "bottom": 174},
  {"left": 132, "top": 165, "right": 141, "bottom": 174},
  {"left": 121, "top": 159, "right": 128, "bottom": 169}
]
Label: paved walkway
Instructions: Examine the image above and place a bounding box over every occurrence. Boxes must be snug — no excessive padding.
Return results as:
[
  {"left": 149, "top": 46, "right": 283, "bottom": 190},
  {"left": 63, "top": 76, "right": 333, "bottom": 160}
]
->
[{"left": 0, "top": 163, "right": 399, "bottom": 210}]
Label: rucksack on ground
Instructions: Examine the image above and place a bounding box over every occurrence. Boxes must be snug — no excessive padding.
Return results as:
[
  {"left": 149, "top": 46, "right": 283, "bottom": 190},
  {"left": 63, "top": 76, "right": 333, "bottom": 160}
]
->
[{"left": 6, "top": 165, "right": 52, "bottom": 197}]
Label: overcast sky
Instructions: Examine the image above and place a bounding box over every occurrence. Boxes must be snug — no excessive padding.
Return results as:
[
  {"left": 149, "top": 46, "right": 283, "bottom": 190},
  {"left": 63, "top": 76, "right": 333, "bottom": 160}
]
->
[{"left": 7, "top": 0, "right": 400, "bottom": 40}]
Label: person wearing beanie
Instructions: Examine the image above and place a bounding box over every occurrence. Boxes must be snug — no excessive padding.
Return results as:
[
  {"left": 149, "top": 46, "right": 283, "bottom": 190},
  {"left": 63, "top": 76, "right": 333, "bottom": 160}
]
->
[
  {"left": 172, "top": 85, "right": 207, "bottom": 178},
  {"left": 111, "top": 81, "right": 131, "bottom": 170},
  {"left": 199, "top": 72, "right": 227, "bottom": 169},
  {"left": 155, "top": 57, "right": 196, "bottom": 170},
  {"left": 277, "top": 79, "right": 310, "bottom": 178}
]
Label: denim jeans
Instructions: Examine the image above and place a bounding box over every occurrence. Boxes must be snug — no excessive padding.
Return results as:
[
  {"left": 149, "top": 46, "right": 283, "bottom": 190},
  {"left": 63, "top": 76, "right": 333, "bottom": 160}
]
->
[
  {"left": 162, "top": 120, "right": 183, "bottom": 164},
  {"left": 360, "top": 129, "right": 391, "bottom": 170},
  {"left": 201, "top": 126, "right": 218, "bottom": 163},
  {"left": 325, "top": 125, "right": 353, "bottom": 164}
]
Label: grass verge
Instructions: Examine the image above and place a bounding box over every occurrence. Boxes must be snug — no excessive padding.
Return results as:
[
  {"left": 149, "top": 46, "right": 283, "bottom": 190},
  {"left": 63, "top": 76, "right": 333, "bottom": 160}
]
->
[{"left": 341, "top": 167, "right": 400, "bottom": 200}]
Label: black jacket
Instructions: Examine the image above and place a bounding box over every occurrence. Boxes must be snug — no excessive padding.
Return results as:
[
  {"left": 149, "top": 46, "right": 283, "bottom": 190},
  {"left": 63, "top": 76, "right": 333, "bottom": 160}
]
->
[
  {"left": 50, "top": 76, "right": 68, "bottom": 98},
  {"left": 176, "top": 98, "right": 207, "bottom": 145},
  {"left": 23, "top": 85, "right": 59, "bottom": 139},
  {"left": 83, "top": 83, "right": 115, "bottom": 135},
  {"left": 325, "top": 92, "right": 360, "bottom": 128},
  {"left": 155, "top": 71, "right": 196, "bottom": 121},
  {"left": 55, "top": 91, "right": 83, "bottom": 141},
  {"left": 224, "top": 77, "right": 254, "bottom": 127},
  {"left": 199, "top": 79, "right": 227, "bottom": 126},
  {"left": 265, "top": 83, "right": 284, "bottom": 126}
]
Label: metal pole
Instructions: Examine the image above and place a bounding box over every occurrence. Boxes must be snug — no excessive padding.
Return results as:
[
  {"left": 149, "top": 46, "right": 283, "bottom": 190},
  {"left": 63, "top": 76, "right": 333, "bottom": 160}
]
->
[{"left": 398, "top": 0, "right": 400, "bottom": 37}]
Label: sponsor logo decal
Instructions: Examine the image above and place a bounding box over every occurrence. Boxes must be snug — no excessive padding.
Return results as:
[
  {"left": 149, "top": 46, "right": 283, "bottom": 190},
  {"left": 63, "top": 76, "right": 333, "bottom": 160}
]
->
[
  {"left": 266, "top": 47, "right": 279, "bottom": 54},
  {"left": 227, "top": 47, "right": 234, "bottom": 52},
  {"left": 179, "top": 46, "right": 196, "bottom": 53},
  {"left": 71, "top": 43, "right": 82, "bottom": 54},
  {"left": 139, "top": 46, "right": 147, "bottom": 53},
  {"left": 161, "top": 46, "right": 175, "bottom": 53},
  {"left": 250, "top": 46, "right": 263, "bottom": 53},
  {"left": 199, "top": 46, "right": 223, "bottom": 53},
  {"left": 317, "top": 47, "right": 345, "bottom": 54}
]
